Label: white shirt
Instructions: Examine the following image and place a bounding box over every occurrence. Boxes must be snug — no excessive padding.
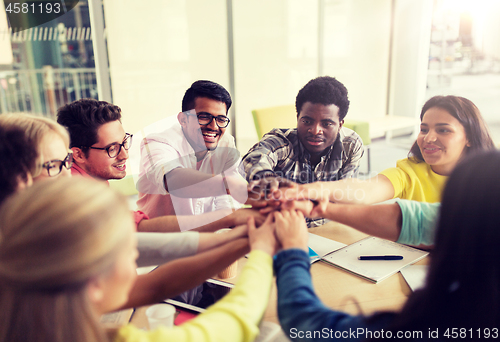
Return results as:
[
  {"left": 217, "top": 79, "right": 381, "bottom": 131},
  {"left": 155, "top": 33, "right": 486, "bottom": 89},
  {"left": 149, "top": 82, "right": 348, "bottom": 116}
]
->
[
  {"left": 136, "top": 232, "right": 199, "bottom": 267},
  {"left": 136, "top": 123, "right": 244, "bottom": 231}
]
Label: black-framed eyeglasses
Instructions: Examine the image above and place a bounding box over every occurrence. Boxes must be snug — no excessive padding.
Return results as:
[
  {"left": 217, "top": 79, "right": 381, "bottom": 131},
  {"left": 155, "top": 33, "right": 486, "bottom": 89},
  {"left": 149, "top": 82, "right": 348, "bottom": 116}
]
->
[
  {"left": 88, "top": 133, "right": 133, "bottom": 158},
  {"left": 41, "top": 152, "right": 74, "bottom": 177},
  {"left": 186, "top": 112, "right": 230, "bottom": 128}
]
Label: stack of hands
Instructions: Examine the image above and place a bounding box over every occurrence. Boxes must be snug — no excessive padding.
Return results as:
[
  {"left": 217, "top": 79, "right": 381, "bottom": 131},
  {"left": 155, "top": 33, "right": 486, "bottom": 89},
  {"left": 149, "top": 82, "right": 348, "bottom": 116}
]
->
[
  {"left": 246, "top": 175, "right": 330, "bottom": 219},
  {"left": 244, "top": 175, "right": 329, "bottom": 256},
  {"left": 247, "top": 210, "right": 309, "bottom": 257}
]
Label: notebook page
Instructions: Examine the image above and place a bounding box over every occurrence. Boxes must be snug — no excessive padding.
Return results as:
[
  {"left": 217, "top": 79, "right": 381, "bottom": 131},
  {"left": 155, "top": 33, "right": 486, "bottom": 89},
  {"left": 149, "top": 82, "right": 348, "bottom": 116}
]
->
[{"left": 322, "top": 236, "right": 428, "bottom": 283}]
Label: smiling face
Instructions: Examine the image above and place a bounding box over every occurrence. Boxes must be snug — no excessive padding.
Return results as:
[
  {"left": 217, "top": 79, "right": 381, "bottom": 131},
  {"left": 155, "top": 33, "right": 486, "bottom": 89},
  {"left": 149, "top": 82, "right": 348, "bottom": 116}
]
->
[
  {"left": 77, "top": 120, "right": 128, "bottom": 180},
  {"left": 180, "top": 97, "right": 227, "bottom": 154},
  {"left": 34, "top": 132, "right": 72, "bottom": 181},
  {"left": 297, "top": 102, "right": 343, "bottom": 157},
  {"left": 417, "top": 107, "right": 470, "bottom": 176}
]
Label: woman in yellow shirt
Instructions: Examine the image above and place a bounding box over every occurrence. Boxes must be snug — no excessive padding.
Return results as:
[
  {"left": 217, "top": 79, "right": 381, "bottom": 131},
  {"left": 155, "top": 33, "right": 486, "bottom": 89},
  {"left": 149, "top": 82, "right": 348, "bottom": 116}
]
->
[
  {"left": 0, "top": 177, "right": 277, "bottom": 342},
  {"left": 286, "top": 95, "right": 494, "bottom": 204}
]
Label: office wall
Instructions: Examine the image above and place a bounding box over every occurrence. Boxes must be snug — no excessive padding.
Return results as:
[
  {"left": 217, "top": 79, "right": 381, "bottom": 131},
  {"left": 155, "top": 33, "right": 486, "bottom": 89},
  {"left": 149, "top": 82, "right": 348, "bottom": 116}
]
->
[
  {"left": 101, "top": 0, "right": 432, "bottom": 153},
  {"left": 102, "top": 0, "right": 230, "bottom": 133},
  {"left": 480, "top": 1, "right": 500, "bottom": 59},
  {"left": 389, "top": 0, "right": 433, "bottom": 119},
  {"left": 232, "top": 0, "right": 318, "bottom": 152},
  {"left": 233, "top": 0, "right": 396, "bottom": 151},
  {"left": 322, "top": 0, "right": 392, "bottom": 122}
]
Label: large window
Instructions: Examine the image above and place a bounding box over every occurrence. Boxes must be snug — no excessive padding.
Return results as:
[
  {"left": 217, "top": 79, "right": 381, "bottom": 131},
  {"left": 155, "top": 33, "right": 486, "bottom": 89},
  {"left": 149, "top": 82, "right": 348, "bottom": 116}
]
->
[
  {"left": 426, "top": 0, "right": 500, "bottom": 141},
  {"left": 0, "top": 1, "right": 96, "bottom": 117},
  {"left": 3, "top": 0, "right": 498, "bottom": 145}
]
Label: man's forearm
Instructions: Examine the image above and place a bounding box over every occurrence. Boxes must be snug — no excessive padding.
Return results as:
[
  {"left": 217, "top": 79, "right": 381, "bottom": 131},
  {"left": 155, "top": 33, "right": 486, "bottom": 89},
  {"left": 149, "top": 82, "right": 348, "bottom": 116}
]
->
[
  {"left": 301, "top": 175, "right": 395, "bottom": 204},
  {"left": 197, "top": 225, "right": 247, "bottom": 253},
  {"left": 138, "top": 210, "right": 235, "bottom": 233},
  {"left": 165, "top": 168, "right": 227, "bottom": 198},
  {"left": 118, "top": 238, "right": 250, "bottom": 310},
  {"left": 137, "top": 216, "right": 181, "bottom": 232},
  {"left": 322, "top": 202, "right": 402, "bottom": 241}
]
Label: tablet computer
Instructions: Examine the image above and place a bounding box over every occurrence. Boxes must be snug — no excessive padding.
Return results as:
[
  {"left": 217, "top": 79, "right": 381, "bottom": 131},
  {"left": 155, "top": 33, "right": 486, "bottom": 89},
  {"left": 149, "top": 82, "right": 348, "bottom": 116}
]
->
[{"left": 164, "top": 278, "right": 234, "bottom": 324}]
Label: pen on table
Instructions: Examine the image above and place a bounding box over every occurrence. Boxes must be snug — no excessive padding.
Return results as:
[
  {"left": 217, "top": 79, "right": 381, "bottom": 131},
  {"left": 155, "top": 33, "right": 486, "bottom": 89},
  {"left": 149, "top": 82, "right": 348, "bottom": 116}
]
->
[{"left": 358, "top": 255, "right": 403, "bottom": 260}]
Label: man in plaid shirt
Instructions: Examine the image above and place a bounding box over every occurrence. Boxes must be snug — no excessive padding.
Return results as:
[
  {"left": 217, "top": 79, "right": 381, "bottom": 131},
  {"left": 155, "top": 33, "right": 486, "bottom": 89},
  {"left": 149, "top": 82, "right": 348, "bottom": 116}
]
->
[{"left": 242, "top": 76, "right": 364, "bottom": 227}]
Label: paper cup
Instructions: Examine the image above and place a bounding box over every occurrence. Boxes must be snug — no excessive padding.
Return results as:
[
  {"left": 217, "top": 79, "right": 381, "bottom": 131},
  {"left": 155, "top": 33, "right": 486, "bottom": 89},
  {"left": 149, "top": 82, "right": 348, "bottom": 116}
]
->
[
  {"left": 145, "top": 304, "right": 176, "bottom": 329},
  {"left": 215, "top": 228, "right": 238, "bottom": 279}
]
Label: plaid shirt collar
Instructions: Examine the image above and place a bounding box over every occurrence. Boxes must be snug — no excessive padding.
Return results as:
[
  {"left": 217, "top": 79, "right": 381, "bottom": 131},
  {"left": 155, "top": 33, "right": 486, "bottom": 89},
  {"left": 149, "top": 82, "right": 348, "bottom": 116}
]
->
[{"left": 295, "top": 130, "right": 343, "bottom": 165}]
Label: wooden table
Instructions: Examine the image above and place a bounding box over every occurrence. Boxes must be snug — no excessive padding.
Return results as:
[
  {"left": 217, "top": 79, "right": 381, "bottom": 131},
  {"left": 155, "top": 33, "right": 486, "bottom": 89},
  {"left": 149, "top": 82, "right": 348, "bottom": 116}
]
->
[{"left": 130, "top": 221, "right": 427, "bottom": 328}]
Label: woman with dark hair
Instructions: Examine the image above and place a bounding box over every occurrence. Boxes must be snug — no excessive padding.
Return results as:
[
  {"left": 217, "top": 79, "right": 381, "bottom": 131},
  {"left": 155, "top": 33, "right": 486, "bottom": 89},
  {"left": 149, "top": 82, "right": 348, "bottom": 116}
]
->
[
  {"left": 0, "top": 125, "right": 37, "bottom": 204},
  {"left": 407, "top": 96, "right": 494, "bottom": 165},
  {"left": 284, "top": 95, "right": 494, "bottom": 205},
  {"left": 386, "top": 149, "right": 500, "bottom": 334},
  {"left": 274, "top": 150, "right": 500, "bottom": 341}
]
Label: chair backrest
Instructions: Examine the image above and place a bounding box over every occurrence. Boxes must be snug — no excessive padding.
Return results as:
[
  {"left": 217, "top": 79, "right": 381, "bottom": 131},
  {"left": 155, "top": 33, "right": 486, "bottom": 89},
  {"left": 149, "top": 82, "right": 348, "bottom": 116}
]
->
[
  {"left": 252, "top": 104, "right": 296, "bottom": 139},
  {"left": 342, "top": 120, "right": 371, "bottom": 145},
  {"left": 109, "top": 175, "right": 139, "bottom": 196}
]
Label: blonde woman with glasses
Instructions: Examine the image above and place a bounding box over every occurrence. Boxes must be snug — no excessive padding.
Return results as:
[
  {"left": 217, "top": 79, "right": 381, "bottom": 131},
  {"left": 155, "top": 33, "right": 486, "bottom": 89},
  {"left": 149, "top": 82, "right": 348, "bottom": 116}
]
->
[
  {"left": 0, "top": 178, "right": 276, "bottom": 342},
  {"left": 0, "top": 114, "right": 73, "bottom": 181}
]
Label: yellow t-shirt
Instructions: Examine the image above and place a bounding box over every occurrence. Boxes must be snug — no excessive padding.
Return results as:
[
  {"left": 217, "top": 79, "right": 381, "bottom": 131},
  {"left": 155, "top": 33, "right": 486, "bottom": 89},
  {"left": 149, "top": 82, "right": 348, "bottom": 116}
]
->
[
  {"left": 379, "top": 158, "right": 447, "bottom": 203},
  {"left": 114, "top": 250, "right": 273, "bottom": 342}
]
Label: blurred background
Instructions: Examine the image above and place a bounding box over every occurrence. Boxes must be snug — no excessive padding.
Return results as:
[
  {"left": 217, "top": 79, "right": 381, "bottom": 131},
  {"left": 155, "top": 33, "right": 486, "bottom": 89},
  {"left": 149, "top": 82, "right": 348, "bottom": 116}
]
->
[{"left": 1, "top": 0, "right": 499, "bottom": 171}]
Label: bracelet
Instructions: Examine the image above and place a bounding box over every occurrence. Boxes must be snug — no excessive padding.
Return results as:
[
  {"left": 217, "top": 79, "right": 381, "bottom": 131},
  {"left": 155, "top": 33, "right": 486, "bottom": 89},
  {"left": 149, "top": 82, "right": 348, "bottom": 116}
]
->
[{"left": 253, "top": 171, "right": 276, "bottom": 180}]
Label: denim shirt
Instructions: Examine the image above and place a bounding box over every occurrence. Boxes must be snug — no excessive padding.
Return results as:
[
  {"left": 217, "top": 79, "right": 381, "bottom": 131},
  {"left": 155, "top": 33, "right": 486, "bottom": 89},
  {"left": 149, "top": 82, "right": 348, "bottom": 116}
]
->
[{"left": 274, "top": 249, "right": 393, "bottom": 341}]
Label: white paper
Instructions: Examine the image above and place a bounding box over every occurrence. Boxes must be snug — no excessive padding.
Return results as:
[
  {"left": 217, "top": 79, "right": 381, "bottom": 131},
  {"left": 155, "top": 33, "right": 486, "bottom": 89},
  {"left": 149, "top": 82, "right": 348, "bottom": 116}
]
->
[
  {"left": 400, "top": 265, "right": 429, "bottom": 291},
  {"left": 308, "top": 233, "right": 346, "bottom": 257},
  {"left": 254, "top": 321, "right": 290, "bottom": 342},
  {"left": 322, "top": 237, "right": 429, "bottom": 283}
]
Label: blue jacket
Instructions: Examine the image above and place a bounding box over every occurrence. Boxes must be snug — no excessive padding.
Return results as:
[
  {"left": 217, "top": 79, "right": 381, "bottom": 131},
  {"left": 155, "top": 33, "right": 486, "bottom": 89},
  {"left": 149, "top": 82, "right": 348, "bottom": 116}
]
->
[{"left": 275, "top": 249, "right": 396, "bottom": 341}]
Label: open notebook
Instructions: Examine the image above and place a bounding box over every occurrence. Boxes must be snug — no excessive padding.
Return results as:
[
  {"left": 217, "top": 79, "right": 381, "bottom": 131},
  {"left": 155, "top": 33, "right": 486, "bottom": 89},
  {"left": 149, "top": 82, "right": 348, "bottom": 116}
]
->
[
  {"left": 308, "top": 233, "right": 346, "bottom": 263},
  {"left": 400, "top": 265, "right": 429, "bottom": 291},
  {"left": 321, "top": 236, "right": 429, "bottom": 283}
]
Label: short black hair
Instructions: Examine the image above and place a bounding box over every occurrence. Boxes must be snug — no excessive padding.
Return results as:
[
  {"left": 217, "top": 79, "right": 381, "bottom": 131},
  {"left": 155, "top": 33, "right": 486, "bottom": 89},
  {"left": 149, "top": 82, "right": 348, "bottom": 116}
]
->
[
  {"left": 295, "top": 76, "right": 350, "bottom": 120},
  {"left": 57, "top": 98, "right": 122, "bottom": 155},
  {"left": 181, "top": 80, "right": 232, "bottom": 113},
  {"left": 0, "top": 126, "right": 36, "bottom": 204}
]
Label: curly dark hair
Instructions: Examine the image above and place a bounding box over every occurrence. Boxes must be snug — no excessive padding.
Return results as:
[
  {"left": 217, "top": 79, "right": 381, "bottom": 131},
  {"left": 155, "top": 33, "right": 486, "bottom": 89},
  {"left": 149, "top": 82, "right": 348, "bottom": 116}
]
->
[
  {"left": 295, "top": 76, "right": 350, "bottom": 120},
  {"left": 0, "top": 126, "right": 36, "bottom": 204},
  {"left": 182, "top": 80, "right": 232, "bottom": 113},
  {"left": 57, "top": 98, "right": 122, "bottom": 156},
  {"left": 409, "top": 95, "right": 494, "bottom": 162}
]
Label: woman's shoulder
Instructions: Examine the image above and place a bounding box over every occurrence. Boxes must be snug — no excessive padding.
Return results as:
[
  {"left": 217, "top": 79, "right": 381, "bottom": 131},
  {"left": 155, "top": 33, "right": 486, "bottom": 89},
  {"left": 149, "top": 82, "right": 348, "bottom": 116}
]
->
[
  {"left": 379, "top": 158, "right": 433, "bottom": 189},
  {"left": 395, "top": 159, "right": 447, "bottom": 181},
  {"left": 394, "top": 158, "right": 433, "bottom": 174},
  {"left": 380, "top": 158, "right": 421, "bottom": 177}
]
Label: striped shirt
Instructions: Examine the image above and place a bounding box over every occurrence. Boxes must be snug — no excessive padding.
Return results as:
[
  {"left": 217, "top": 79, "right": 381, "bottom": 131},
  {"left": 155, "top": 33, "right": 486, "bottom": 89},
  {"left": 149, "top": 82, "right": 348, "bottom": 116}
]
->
[{"left": 242, "top": 127, "right": 364, "bottom": 227}]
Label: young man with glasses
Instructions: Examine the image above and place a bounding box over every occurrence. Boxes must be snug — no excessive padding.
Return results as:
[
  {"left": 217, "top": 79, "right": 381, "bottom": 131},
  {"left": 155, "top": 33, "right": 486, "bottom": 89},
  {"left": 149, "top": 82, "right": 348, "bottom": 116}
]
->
[
  {"left": 136, "top": 80, "right": 265, "bottom": 231},
  {"left": 57, "top": 99, "right": 150, "bottom": 227}
]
